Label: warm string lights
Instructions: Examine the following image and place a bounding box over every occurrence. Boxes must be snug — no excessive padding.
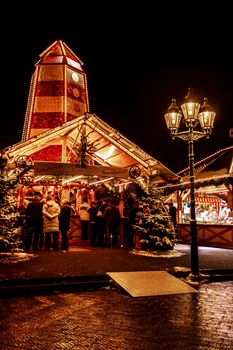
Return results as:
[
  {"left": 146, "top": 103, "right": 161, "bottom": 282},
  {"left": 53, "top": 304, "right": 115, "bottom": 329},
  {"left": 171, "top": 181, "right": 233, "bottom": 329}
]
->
[
  {"left": 177, "top": 146, "right": 232, "bottom": 176},
  {"left": 89, "top": 177, "right": 114, "bottom": 185}
]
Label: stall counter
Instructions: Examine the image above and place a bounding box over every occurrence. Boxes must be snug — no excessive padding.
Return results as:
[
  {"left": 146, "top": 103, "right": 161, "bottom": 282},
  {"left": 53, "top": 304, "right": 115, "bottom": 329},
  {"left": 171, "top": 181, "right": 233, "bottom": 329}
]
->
[{"left": 178, "top": 223, "right": 233, "bottom": 249}]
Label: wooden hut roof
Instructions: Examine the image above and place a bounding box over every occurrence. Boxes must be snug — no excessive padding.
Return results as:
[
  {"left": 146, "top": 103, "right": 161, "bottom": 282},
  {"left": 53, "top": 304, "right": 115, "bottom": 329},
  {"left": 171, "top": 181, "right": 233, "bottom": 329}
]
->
[{"left": 3, "top": 113, "right": 179, "bottom": 184}]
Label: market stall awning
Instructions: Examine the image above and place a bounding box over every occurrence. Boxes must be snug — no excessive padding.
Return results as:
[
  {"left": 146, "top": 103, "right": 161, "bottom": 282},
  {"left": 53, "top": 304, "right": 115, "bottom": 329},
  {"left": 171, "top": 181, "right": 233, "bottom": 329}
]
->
[{"left": 185, "top": 193, "right": 222, "bottom": 212}]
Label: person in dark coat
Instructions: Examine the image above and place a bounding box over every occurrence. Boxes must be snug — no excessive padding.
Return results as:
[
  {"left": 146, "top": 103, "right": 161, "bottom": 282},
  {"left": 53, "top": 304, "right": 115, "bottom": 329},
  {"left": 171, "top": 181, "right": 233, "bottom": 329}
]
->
[
  {"left": 168, "top": 202, "right": 177, "bottom": 230},
  {"left": 103, "top": 200, "right": 121, "bottom": 248},
  {"left": 25, "top": 195, "right": 43, "bottom": 252},
  {"left": 88, "top": 201, "right": 103, "bottom": 247},
  {"left": 59, "top": 201, "right": 73, "bottom": 252}
]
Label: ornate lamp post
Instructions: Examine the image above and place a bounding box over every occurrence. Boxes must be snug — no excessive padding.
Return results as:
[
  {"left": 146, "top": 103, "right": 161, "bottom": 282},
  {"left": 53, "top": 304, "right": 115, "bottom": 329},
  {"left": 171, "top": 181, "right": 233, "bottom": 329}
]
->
[{"left": 164, "top": 88, "right": 216, "bottom": 276}]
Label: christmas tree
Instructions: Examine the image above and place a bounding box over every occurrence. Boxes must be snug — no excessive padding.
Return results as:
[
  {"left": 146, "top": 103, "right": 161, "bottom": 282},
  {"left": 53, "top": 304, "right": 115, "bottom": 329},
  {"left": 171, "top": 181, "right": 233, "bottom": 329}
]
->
[
  {"left": 0, "top": 153, "right": 30, "bottom": 252},
  {"left": 127, "top": 182, "right": 177, "bottom": 251}
]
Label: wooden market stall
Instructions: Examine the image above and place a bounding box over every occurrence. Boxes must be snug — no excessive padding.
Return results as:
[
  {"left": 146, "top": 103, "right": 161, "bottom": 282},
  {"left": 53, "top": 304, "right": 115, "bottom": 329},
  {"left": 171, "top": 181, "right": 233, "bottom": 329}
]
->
[
  {"left": 7, "top": 114, "right": 178, "bottom": 246},
  {"left": 164, "top": 146, "right": 233, "bottom": 249},
  {"left": 1, "top": 40, "right": 179, "bottom": 247}
]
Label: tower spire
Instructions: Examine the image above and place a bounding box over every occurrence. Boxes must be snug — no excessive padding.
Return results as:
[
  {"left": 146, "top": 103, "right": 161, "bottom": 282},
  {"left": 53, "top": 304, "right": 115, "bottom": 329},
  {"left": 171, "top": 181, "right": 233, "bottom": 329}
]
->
[{"left": 22, "top": 40, "right": 89, "bottom": 161}]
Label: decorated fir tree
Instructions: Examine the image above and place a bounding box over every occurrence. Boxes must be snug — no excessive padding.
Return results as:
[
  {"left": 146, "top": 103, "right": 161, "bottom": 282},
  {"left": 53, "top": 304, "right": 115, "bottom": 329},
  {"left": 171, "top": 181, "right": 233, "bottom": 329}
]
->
[
  {"left": 0, "top": 153, "right": 30, "bottom": 252},
  {"left": 127, "top": 182, "right": 177, "bottom": 251}
]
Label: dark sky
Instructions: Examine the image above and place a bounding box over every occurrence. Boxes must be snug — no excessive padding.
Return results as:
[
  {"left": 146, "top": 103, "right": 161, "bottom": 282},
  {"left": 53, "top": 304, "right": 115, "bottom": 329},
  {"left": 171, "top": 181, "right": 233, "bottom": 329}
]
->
[{"left": 1, "top": 21, "right": 232, "bottom": 173}]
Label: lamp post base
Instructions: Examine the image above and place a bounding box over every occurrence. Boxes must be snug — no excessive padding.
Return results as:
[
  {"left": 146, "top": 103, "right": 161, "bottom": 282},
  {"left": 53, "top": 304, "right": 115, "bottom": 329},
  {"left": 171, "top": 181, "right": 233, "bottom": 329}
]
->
[{"left": 186, "top": 272, "right": 210, "bottom": 284}]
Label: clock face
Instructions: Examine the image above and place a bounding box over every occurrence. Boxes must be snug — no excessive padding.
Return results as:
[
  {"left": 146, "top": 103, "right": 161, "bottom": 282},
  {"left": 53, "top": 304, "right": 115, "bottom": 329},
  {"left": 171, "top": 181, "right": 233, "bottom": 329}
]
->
[
  {"left": 72, "top": 72, "right": 79, "bottom": 82},
  {"left": 129, "top": 165, "right": 141, "bottom": 179}
]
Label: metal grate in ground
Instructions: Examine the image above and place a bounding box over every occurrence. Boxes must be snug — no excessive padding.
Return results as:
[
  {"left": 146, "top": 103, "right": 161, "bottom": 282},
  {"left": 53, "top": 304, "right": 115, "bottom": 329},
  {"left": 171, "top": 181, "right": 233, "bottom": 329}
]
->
[{"left": 107, "top": 271, "right": 197, "bottom": 297}]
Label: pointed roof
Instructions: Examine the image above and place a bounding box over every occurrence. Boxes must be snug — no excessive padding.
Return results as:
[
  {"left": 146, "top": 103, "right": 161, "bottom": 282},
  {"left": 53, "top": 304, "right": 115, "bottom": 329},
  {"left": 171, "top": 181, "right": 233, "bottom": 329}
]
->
[
  {"left": 22, "top": 40, "right": 89, "bottom": 142},
  {"left": 4, "top": 113, "right": 179, "bottom": 184},
  {"left": 37, "top": 40, "right": 84, "bottom": 71}
]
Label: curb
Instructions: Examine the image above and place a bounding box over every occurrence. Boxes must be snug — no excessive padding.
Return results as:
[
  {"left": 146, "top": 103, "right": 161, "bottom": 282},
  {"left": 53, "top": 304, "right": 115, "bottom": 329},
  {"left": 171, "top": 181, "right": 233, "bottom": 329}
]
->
[
  {"left": 1, "top": 269, "right": 233, "bottom": 298},
  {"left": 0, "top": 275, "right": 111, "bottom": 298}
]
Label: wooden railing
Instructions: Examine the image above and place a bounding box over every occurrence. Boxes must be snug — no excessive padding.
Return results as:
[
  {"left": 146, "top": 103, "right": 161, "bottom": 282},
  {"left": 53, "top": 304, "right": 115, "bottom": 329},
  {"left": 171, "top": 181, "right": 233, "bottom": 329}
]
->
[{"left": 178, "top": 223, "right": 233, "bottom": 249}]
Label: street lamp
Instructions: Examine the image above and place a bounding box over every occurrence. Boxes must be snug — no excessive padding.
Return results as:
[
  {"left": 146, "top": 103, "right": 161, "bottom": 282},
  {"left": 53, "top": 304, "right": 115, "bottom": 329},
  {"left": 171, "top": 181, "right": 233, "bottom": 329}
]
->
[{"left": 164, "top": 88, "right": 216, "bottom": 276}]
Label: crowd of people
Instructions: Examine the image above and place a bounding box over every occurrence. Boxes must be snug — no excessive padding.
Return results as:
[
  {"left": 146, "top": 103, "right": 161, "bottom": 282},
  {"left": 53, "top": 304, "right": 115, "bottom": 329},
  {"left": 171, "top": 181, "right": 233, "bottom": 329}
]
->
[
  {"left": 18, "top": 191, "right": 179, "bottom": 253},
  {"left": 19, "top": 194, "right": 72, "bottom": 252},
  {"left": 18, "top": 194, "right": 123, "bottom": 252}
]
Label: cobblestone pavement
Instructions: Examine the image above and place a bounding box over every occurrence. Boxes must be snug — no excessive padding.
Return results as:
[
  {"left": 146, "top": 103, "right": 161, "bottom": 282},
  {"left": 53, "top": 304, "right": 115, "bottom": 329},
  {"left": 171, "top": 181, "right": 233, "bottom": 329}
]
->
[{"left": 0, "top": 282, "right": 233, "bottom": 350}]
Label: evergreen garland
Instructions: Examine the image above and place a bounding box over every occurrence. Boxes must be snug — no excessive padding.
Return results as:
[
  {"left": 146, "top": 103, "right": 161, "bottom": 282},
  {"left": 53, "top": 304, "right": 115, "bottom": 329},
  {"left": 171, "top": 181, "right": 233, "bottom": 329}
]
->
[{"left": 158, "top": 177, "right": 233, "bottom": 196}]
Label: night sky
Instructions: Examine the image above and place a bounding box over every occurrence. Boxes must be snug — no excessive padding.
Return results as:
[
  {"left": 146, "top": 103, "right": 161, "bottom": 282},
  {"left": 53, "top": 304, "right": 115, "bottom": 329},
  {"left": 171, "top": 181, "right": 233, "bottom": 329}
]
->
[{"left": 1, "top": 20, "right": 232, "bottom": 173}]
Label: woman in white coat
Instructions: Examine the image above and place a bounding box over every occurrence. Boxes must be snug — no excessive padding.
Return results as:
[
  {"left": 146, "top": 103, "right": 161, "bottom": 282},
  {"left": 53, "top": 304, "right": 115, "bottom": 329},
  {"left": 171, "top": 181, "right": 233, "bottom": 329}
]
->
[{"left": 43, "top": 195, "right": 61, "bottom": 251}]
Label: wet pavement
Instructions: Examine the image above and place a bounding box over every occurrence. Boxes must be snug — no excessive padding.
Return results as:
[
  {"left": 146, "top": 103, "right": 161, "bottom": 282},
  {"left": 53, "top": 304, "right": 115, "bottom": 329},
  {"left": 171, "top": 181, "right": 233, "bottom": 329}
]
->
[
  {"left": 1, "top": 244, "right": 233, "bottom": 297},
  {"left": 1, "top": 244, "right": 233, "bottom": 349},
  {"left": 1, "top": 244, "right": 233, "bottom": 283},
  {"left": 0, "top": 281, "right": 233, "bottom": 350}
]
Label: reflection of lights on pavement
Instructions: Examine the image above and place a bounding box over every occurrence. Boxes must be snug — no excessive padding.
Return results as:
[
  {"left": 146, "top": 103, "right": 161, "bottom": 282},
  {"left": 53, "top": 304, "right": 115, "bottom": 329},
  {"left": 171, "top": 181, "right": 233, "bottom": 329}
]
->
[{"left": 176, "top": 244, "right": 231, "bottom": 253}]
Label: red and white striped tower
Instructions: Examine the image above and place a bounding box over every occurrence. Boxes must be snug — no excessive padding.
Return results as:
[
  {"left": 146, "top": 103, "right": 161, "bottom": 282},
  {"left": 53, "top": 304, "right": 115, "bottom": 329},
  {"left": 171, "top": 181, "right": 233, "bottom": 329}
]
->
[{"left": 22, "top": 40, "right": 89, "bottom": 161}]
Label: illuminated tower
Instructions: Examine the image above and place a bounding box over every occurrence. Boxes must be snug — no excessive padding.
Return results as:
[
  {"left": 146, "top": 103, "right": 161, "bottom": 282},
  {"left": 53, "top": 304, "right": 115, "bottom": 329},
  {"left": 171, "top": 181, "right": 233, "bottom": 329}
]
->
[{"left": 22, "top": 40, "right": 89, "bottom": 161}]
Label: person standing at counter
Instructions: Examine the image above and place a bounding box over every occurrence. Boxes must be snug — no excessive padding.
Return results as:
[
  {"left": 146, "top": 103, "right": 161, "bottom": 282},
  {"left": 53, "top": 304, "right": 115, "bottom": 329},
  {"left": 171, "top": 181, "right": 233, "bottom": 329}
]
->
[
  {"left": 59, "top": 201, "right": 74, "bottom": 252},
  {"left": 25, "top": 194, "right": 43, "bottom": 252},
  {"left": 207, "top": 206, "right": 218, "bottom": 223},
  {"left": 88, "top": 201, "right": 103, "bottom": 247},
  {"left": 219, "top": 201, "right": 231, "bottom": 223},
  {"left": 103, "top": 199, "right": 121, "bottom": 248},
  {"left": 43, "top": 195, "right": 60, "bottom": 251},
  {"left": 79, "top": 198, "right": 91, "bottom": 240}
]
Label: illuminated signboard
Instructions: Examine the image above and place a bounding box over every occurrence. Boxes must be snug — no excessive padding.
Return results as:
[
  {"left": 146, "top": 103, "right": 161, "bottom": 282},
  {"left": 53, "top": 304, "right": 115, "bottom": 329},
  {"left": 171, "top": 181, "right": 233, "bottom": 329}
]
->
[{"left": 34, "top": 162, "right": 129, "bottom": 178}]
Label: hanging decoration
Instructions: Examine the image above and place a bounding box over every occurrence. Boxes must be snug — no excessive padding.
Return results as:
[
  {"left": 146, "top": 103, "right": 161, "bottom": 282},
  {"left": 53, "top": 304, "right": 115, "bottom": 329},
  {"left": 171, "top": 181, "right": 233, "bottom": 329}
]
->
[{"left": 74, "top": 122, "right": 97, "bottom": 168}]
